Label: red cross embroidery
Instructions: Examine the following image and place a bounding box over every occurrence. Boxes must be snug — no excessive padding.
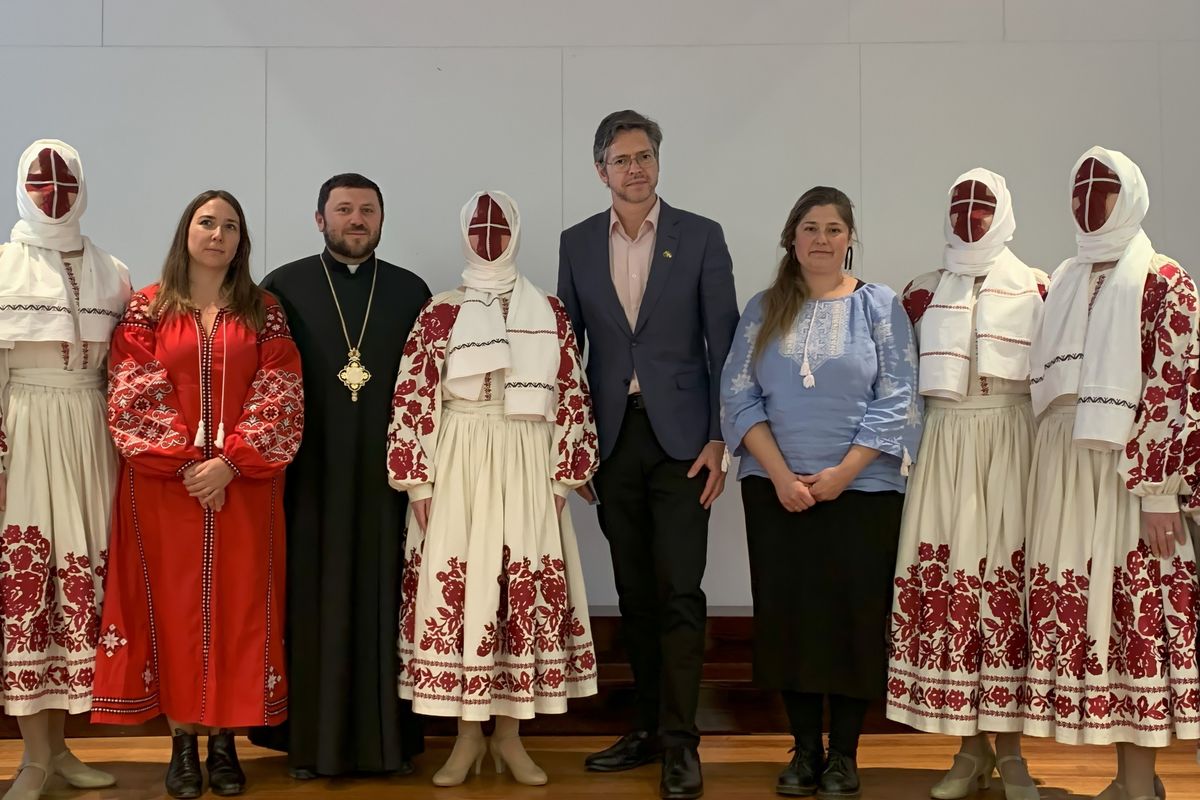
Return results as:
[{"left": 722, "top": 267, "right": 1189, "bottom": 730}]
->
[
  {"left": 25, "top": 148, "right": 79, "bottom": 219},
  {"left": 949, "top": 180, "right": 997, "bottom": 243},
  {"left": 467, "top": 194, "right": 511, "bottom": 261},
  {"left": 1073, "top": 157, "right": 1121, "bottom": 233}
]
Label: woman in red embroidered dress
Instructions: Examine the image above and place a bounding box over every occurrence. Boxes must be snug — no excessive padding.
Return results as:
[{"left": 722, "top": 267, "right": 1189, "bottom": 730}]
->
[
  {"left": 1023, "top": 147, "right": 1200, "bottom": 800},
  {"left": 387, "top": 191, "right": 598, "bottom": 788},
  {"left": 90, "top": 190, "right": 303, "bottom": 799}
]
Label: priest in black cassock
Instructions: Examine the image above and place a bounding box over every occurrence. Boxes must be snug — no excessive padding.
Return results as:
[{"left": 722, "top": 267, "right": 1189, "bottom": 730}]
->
[{"left": 251, "top": 173, "right": 430, "bottom": 778}]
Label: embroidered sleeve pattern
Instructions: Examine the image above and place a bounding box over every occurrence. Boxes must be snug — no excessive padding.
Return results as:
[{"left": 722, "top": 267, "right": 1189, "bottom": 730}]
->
[
  {"left": 0, "top": 350, "right": 9, "bottom": 475},
  {"left": 719, "top": 301, "right": 768, "bottom": 457},
  {"left": 107, "top": 291, "right": 204, "bottom": 476},
  {"left": 220, "top": 304, "right": 304, "bottom": 479},
  {"left": 901, "top": 275, "right": 937, "bottom": 327},
  {"left": 1120, "top": 264, "right": 1200, "bottom": 512},
  {"left": 854, "top": 293, "right": 924, "bottom": 470},
  {"left": 387, "top": 300, "right": 460, "bottom": 495},
  {"left": 549, "top": 297, "right": 598, "bottom": 493}
]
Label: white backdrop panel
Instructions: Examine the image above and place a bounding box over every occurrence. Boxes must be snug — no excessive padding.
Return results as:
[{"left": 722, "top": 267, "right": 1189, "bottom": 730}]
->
[
  {"left": 1161, "top": 43, "right": 1200, "bottom": 273},
  {"left": 0, "top": 0, "right": 100, "bottom": 46},
  {"left": 104, "top": 0, "right": 849, "bottom": 48},
  {"left": 849, "top": 0, "right": 1002, "bottom": 43},
  {"left": 0, "top": 47, "right": 267, "bottom": 286},
  {"left": 1004, "top": 0, "right": 1200, "bottom": 42},
  {"left": 861, "top": 42, "right": 1166, "bottom": 290},
  {"left": 264, "top": 46, "right": 562, "bottom": 288},
  {"left": 563, "top": 44, "right": 861, "bottom": 607}
]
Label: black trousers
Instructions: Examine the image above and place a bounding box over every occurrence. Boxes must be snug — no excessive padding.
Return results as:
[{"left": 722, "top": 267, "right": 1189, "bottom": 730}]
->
[
  {"left": 782, "top": 691, "right": 870, "bottom": 757},
  {"left": 594, "top": 400, "right": 710, "bottom": 746}
]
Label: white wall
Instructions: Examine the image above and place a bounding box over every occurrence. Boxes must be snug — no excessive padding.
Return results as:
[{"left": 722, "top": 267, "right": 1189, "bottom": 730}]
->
[{"left": 3, "top": 0, "right": 1198, "bottom": 608}]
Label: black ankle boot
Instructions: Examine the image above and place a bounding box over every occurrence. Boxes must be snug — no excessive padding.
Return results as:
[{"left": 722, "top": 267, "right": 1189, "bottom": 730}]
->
[
  {"left": 166, "top": 729, "right": 203, "bottom": 799},
  {"left": 818, "top": 750, "right": 860, "bottom": 798},
  {"left": 777, "top": 747, "right": 823, "bottom": 796},
  {"left": 206, "top": 730, "right": 247, "bottom": 796}
]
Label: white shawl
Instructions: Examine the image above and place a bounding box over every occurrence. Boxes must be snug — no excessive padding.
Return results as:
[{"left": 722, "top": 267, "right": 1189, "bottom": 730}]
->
[
  {"left": 1030, "top": 146, "right": 1153, "bottom": 449},
  {"left": 443, "top": 190, "right": 558, "bottom": 421}
]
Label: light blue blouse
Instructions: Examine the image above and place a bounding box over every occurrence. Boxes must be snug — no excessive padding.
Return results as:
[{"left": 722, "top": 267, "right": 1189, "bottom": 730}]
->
[{"left": 720, "top": 282, "right": 923, "bottom": 493}]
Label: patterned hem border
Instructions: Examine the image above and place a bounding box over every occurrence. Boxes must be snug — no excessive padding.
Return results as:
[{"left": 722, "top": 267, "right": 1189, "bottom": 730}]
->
[
  {"left": 889, "top": 666, "right": 1027, "bottom": 687},
  {"left": 886, "top": 698, "right": 1025, "bottom": 722}
]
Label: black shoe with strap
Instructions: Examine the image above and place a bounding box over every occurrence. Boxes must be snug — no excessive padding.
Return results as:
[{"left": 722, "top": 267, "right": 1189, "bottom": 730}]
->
[
  {"left": 166, "top": 729, "right": 203, "bottom": 799},
  {"left": 206, "top": 730, "right": 247, "bottom": 796},
  {"left": 585, "top": 730, "right": 664, "bottom": 772},
  {"left": 777, "top": 747, "right": 824, "bottom": 797},
  {"left": 817, "top": 750, "right": 860, "bottom": 799}
]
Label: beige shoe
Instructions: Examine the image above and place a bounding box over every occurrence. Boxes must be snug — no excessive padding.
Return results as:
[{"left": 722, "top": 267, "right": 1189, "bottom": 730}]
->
[
  {"left": 996, "top": 755, "right": 1040, "bottom": 800},
  {"left": 2, "top": 762, "right": 48, "bottom": 800},
  {"left": 51, "top": 749, "right": 116, "bottom": 789},
  {"left": 929, "top": 748, "right": 995, "bottom": 799},
  {"left": 431, "top": 733, "right": 487, "bottom": 787},
  {"left": 490, "top": 735, "right": 547, "bottom": 786}
]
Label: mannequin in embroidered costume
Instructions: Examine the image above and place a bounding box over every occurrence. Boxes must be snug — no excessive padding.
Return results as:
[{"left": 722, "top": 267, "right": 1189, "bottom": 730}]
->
[
  {"left": 886, "top": 169, "right": 1047, "bottom": 800},
  {"left": 1022, "top": 147, "right": 1200, "bottom": 800},
  {"left": 89, "top": 190, "right": 303, "bottom": 799},
  {"left": 387, "top": 191, "right": 599, "bottom": 787},
  {"left": 249, "top": 174, "right": 429, "bottom": 778},
  {"left": 0, "top": 140, "right": 131, "bottom": 800}
]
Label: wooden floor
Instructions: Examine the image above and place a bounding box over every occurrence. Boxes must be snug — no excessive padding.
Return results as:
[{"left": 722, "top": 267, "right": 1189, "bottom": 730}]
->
[{"left": 2, "top": 735, "right": 1196, "bottom": 799}]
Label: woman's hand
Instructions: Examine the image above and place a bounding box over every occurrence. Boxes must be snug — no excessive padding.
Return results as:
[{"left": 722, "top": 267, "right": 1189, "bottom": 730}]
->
[
  {"left": 183, "top": 459, "right": 234, "bottom": 505},
  {"left": 799, "top": 465, "right": 852, "bottom": 503},
  {"left": 1142, "top": 510, "right": 1188, "bottom": 559},
  {"left": 773, "top": 474, "right": 816, "bottom": 512},
  {"left": 555, "top": 495, "right": 566, "bottom": 520},
  {"left": 202, "top": 487, "right": 226, "bottom": 513},
  {"left": 412, "top": 497, "right": 431, "bottom": 533}
]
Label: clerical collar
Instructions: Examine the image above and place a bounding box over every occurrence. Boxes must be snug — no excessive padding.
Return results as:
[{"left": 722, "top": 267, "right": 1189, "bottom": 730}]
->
[{"left": 323, "top": 248, "right": 374, "bottom": 275}]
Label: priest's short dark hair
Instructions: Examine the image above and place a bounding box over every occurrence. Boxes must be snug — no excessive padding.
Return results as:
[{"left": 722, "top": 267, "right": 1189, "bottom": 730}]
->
[{"left": 317, "top": 173, "right": 384, "bottom": 217}]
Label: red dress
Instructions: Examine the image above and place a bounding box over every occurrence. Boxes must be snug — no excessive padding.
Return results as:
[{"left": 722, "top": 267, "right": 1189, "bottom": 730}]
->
[{"left": 90, "top": 285, "right": 303, "bottom": 727}]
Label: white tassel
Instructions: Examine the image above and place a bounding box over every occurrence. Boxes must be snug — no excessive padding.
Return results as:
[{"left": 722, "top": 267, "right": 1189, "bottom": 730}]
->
[
  {"left": 215, "top": 421, "right": 226, "bottom": 450},
  {"left": 900, "top": 446, "right": 912, "bottom": 477},
  {"left": 193, "top": 421, "right": 206, "bottom": 448},
  {"left": 801, "top": 358, "right": 815, "bottom": 389}
]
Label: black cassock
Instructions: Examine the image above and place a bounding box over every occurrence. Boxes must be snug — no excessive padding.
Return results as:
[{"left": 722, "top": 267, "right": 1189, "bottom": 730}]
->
[{"left": 251, "top": 249, "right": 430, "bottom": 775}]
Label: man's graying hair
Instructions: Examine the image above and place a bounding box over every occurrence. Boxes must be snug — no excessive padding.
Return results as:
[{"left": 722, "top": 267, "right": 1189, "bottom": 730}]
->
[{"left": 592, "top": 110, "right": 663, "bottom": 165}]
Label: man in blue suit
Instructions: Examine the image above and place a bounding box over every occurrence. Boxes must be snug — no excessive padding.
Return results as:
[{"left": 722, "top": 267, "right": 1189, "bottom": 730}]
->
[{"left": 558, "top": 110, "right": 738, "bottom": 800}]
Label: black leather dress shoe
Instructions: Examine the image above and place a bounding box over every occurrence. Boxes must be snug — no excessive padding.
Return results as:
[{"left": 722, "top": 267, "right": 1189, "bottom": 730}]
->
[
  {"left": 817, "top": 750, "right": 860, "bottom": 798},
  {"left": 288, "top": 766, "right": 318, "bottom": 780},
  {"left": 660, "top": 745, "right": 703, "bottom": 799},
  {"left": 585, "top": 730, "right": 664, "bottom": 772},
  {"left": 777, "top": 747, "right": 823, "bottom": 796},
  {"left": 393, "top": 759, "right": 416, "bottom": 777},
  {"left": 206, "top": 731, "right": 247, "bottom": 796},
  {"left": 165, "top": 730, "right": 203, "bottom": 799}
]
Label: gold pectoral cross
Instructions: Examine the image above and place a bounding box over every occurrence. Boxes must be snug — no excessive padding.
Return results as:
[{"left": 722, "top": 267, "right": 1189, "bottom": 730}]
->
[{"left": 338, "top": 348, "right": 372, "bottom": 402}]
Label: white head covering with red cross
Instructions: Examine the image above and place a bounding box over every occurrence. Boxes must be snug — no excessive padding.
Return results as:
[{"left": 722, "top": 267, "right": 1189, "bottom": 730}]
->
[
  {"left": 444, "top": 190, "right": 559, "bottom": 421},
  {"left": 12, "top": 139, "right": 88, "bottom": 252},
  {"left": 0, "top": 139, "right": 131, "bottom": 345}
]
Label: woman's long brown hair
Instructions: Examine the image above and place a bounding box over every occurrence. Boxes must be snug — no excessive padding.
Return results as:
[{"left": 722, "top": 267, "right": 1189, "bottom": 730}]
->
[
  {"left": 752, "top": 186, "right": 856, "bottom": 362},
  {"left": 148, "top": 189, "right": 266, "bottom": 331}
]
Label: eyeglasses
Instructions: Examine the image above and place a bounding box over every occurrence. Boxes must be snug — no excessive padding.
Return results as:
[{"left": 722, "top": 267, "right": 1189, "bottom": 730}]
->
[{"left": 604, "top": 151, "right": 657, "bottom": 172}]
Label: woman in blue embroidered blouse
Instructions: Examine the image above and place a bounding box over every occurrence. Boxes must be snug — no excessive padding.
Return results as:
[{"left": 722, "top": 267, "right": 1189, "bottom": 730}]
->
[{"left": 721, "top": 186, "right": 921, "bottom": 799}]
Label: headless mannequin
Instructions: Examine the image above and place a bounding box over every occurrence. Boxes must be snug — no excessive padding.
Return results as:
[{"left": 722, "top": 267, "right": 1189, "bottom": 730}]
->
[
  {"left": 5, "top": 153, "right": 114, "bottom": 800},
  {"left": 427, "top": 195, "right": 548, "bottom": 788},
  {"left": 1070, "top": 160, "right": 1166, "bottom": 800},
  {"left": 935, "top": 179, "right": 1037, "bottom": 796}
]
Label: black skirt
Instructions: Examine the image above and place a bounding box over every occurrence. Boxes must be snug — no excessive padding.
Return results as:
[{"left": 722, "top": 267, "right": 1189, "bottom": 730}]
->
[{"left": 741, "top": 476, "right": 903, "bottom": 699}]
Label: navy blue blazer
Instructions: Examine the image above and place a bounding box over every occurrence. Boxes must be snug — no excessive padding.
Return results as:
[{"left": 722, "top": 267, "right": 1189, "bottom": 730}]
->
[{"left": 557, "top": 200, "right": 738, "bottom": 462}]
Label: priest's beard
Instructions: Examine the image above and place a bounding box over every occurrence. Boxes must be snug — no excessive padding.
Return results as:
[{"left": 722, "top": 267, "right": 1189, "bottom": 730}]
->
[{"left": 325, "top": 228, "right": 381, "bottom": 262}]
